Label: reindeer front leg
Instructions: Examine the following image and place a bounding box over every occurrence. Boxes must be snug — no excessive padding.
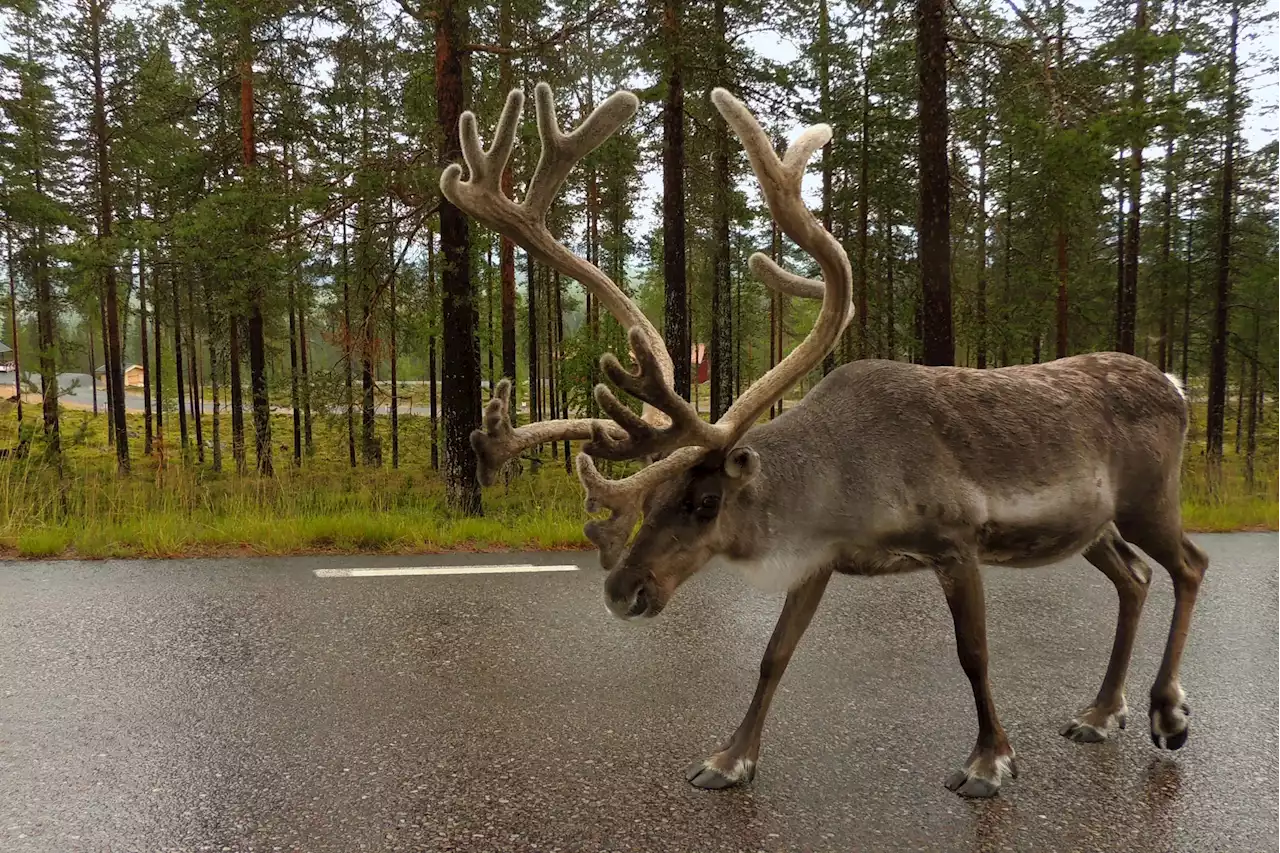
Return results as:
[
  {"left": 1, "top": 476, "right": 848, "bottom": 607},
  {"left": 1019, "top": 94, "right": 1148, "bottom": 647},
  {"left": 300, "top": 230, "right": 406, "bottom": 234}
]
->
[
  {"left": 937, "top": 560, "right": 1017, "bottom": 798},
  {"left": 686, "top": 569, "right": 832, "bottom": 789}
]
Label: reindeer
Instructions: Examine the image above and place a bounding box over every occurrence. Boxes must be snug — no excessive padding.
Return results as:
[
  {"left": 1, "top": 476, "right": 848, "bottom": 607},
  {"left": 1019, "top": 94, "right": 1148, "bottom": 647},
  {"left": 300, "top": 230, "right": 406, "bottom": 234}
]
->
[{"left": 440, "top": 84, "right": 1208, "bottom": 798}]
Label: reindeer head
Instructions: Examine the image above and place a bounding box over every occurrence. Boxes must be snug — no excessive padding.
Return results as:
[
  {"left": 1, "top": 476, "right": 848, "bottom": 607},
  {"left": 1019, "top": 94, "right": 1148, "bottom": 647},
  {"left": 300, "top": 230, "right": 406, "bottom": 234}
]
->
[{"left": 442, "top": 84, "right": 852, "bottom": 621}]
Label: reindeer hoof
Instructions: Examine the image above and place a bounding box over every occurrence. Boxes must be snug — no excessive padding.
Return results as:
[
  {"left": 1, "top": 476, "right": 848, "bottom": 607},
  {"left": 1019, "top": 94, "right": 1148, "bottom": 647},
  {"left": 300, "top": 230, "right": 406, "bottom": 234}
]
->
[
  {"left": 1061, "top": 704, "right": 1128, "bottom": 743},
  {"left": 1149, "top": 701, "right": 1190, "bottom": 750},
  {"left": 685, "top": 753, "right": 755, "bottom": 790},
  {"left": 944, "top": 748, "right": 1016, "bottom": 799}
]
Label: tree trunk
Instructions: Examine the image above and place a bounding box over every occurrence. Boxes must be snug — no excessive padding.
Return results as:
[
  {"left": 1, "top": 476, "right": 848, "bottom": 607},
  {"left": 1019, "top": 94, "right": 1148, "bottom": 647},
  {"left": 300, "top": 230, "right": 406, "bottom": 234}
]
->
[
  {"left": 1206, "top": 0, "right": 1238, "bottom": 463},
  {"left": 486, "top": 238, "right": 495, "bottom": 392},
  {"left": 585, "top": 36, "right": 602, "bottom": 413},
  {"left": 975, "top": 68, "right": 988, "bottom": 369},
  {"left": 100, "top": 293, "right": 113, "bottom": 444},
  {"left": 1114, "top": 154, "right": 1126, "bottom": 350},
  {"left": 288, "top": 259, "right": 302, "bottom": 468},
  {"left": 709, "top": 0, "right": 733, "bottom": 418},
  {"left": 90, "top": 0, "right": 128, "bottom": 471},
  {"left": 91, "top": 302, "right": 101, "bottom": 418},
  {"left": 1158, "top": 160, "right": 1175, "bottom": 371},
  {"left": 437, "top": 0, "right": 482, "bottom": 513},
  {"left": 342, "top": 212, "right": 355, "bottom": 467},
  {"left": 187, "top": 328, "right": 199, "bottom": 448},
  {"left": 286, "top": 141, "right": 301, "bottom": 467},
  {"left": 34, "top": 228, "right": 58, "bottom": 459},
  {"left": 526, "top": 250, "right": 539, "bottom": 424},
  {"left": 856, "top": 36, "right": 872, "bottom": 360},
  {"left": 1244, "top": 315, "right": 1258, "bottom": 490},
  {"left": 1234, "top": 350, "right": 1246, "bottom": 454},
  {"left": 137, "top": 211, "right": 152, "bottom": 454},
  {"left": 298, "top": 275, "right": 312, "bottom": 455},
  {"left": 662, "top": 0, "right": 689, "bottom": 400},
  {"left": 916, "top": 0, "right": 953, "bottom": 366},
  {"left": 818, "top": 0, "right": 836, "bottom": 374},
  {"left": 1053, "top": 2, "right": 1069, "bottom": 362},
  {"left": 360, "top": 239, "right": 378, "bottom": 466},
  {"left": 240, "top": 20, "right": 271, "bottom": 476},
  {"left": 498, "top": 0, "right": 518, "bottom": 410},
  {"left": 1000, "top": 144, "right": 1013, "bottom": 366},
  {"left": 769, "top": 214, "right": 781, "bottom": 418},
  {"left": 187, "top": 276, "right": 204, "bottom": 463},
  {"left": 544, "top": 265, "right": 556, "bottom": 462},
  {"left": 390, "top": 249, "right": 399, "bottom": 469},
  {"left": 229, "top": 314, "right": 245, "bottom": 474},
  {"left": 1118, "top": 0, "right": 1146, "bottom": 357},
  {"left": 203, "top": 279, "right": 221, "bottom": 473},
  {"left": 171, "top": 267, "right": 188, "bottom": 452},
  {"left": 1181, "top": 214, "right": 1192, "bottom": 388},
  {"left": 428, "top": 228, "right": 439, "bottom": 470},
  {"left": 734, "top": 255, "right": 743, "bottom": 396},
  {"left": 1158, "top": 0, "right": 1179, "bottom": 372},
  {"left": 4, "top": 224, "right": 21, "bottom": 426},
  {"left": 885, "top": 215, "right": 896, "bottom": 360},
  {"left": 555, "top": 270, "right": 569, "bottom": 470},
  {"left": 151, "top": 251, "right": 163, "bottom": 451}
]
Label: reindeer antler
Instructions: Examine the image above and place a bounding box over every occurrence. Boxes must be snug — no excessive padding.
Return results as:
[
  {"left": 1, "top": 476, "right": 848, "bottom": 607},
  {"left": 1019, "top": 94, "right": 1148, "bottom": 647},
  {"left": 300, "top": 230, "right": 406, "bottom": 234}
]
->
[
  {"left": 444, "top": 84, "right": 853, "bottom": 571},
  {"left": 573, "top": 88, "right": 854, "bottom": 524},
  {"left": 443, "top": 84, "right": 675, "bottom": 490}
]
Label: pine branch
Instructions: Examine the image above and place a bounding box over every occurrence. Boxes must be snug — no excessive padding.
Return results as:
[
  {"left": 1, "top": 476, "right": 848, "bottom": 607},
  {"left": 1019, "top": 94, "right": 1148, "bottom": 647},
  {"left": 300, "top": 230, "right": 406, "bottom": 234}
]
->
[
  {"left": 465, "top": 4, "right": 610, "bottom": 57},
  {"left": 395, "top": 0, "right": 437, "bottom": 23},
  {"left": 355, "top": 200, "right": 440, "bottom": 337}
]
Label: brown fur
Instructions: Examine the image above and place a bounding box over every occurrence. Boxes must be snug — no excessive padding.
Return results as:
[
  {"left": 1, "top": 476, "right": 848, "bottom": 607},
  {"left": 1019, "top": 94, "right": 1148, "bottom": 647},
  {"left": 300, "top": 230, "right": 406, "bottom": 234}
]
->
[{"left": 603, "top": 352, "right": 1205, "bottom": 797}]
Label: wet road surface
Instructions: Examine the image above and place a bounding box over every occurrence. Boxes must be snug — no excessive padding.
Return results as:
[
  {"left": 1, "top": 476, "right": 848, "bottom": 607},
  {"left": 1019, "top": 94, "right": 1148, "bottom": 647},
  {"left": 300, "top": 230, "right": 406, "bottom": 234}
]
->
[{"left": 1, "top": 534, "right": 1275, "bottom": 852}]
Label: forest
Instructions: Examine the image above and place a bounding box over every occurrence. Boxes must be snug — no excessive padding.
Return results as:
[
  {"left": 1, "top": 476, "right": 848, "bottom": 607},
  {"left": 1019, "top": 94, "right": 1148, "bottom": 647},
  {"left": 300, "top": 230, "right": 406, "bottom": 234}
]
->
[{"left": 0, "top": 0, "right": 1275, "bottom": 557}]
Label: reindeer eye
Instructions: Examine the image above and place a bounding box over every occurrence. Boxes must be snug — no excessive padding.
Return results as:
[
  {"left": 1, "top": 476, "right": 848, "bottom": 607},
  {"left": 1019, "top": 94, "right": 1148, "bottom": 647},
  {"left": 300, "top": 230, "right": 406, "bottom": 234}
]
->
[{"left": 693, "top": 494, "right": 721, "bottom": 521}]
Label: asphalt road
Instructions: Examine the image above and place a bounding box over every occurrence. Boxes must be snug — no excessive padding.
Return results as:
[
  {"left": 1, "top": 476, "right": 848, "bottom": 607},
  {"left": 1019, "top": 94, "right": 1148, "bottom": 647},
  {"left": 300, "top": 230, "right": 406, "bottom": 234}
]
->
[{"left": 1, "top": 534, "right": 1275, "bottom": 853}]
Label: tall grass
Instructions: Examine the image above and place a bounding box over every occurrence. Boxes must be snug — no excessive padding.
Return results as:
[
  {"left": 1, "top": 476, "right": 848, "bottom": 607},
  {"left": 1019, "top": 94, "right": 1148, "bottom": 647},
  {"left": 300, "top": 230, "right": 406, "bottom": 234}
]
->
[
  {"left": 0, "top": 409, "right": 594, "bottom": 557},
  {"left": 0, "top": 403, "right": 1272, "bottom": 559}
]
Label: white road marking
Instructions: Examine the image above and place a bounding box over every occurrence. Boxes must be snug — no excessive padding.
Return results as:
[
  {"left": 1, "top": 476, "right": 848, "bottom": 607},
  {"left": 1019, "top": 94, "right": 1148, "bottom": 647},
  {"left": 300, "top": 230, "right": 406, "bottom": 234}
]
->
[{"left": 313, "top": 564, "right": 579, "bottom": 578}]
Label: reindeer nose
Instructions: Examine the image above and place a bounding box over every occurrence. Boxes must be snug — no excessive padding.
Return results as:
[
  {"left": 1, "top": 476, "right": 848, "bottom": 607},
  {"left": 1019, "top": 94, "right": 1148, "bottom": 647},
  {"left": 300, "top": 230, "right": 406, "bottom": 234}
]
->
[{"left": 605, "top": 572, "right": 656, "bottom": 620}]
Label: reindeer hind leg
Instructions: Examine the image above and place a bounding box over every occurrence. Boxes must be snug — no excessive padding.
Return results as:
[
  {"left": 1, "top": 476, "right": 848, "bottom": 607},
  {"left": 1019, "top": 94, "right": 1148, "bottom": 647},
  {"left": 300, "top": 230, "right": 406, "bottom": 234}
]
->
[
  {"left": 1061, "top": 524, "right": 1150, "bottom": 743},
  {"left": 1118, "top": 512, "right": 1209, "bottom": 751}
]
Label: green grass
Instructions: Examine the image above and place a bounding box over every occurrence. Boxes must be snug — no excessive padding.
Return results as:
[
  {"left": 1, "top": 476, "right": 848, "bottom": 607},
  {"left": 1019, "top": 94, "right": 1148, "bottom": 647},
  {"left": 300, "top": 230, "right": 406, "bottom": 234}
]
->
[
  {"left": 0, "top": 400, "right": 1271, "bottom": 560},
  {"left": 1181, "top": 497, "right": 1277, "bottom": 532},
  {"left": 0, "top": 406, "right": 594, "bottom": 558}
]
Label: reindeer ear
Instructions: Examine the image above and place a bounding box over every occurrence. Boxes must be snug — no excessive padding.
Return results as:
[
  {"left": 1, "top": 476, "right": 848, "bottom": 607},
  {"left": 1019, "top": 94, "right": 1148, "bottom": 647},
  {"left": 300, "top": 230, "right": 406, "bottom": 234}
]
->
[{"left": 723, "top": 447, "right": 759, "bottom": 481}]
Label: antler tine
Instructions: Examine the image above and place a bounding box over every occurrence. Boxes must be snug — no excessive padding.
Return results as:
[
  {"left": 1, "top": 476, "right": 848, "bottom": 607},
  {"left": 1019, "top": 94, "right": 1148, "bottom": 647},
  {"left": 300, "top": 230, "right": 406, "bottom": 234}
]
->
[
  {"left": 751, "top": 253, "right": 856, "bottom": 327},
  {"left": 444, "top": 89, "right": 524, "bottom": 209},
  {"left": 465, "top": 88, "right": 524, "bottom": 188},
  {"left": 584, "top": 326, "right": 724, "bottom": 461},
  {"left": 470, "top": 378, "right": 629, "bottom": 486},
  {"left": 524, "top": 83, "right": 639, "bottom": 219},
  {"left": 750, "top": 253, "right": 824, "bottom": 299},
  {"left": 575, "top": 447, "right": 705, "bottom": 570},
  {"left": 709, "top": 88, "right": 853, "bottom": 449}
]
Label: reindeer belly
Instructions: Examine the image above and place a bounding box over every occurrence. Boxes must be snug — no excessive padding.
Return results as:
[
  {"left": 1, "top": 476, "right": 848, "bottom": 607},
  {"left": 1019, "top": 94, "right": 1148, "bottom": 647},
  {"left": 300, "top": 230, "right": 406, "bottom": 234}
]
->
[{"left": 975, "top": 480, "right": 1114, "bottom": 568}]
